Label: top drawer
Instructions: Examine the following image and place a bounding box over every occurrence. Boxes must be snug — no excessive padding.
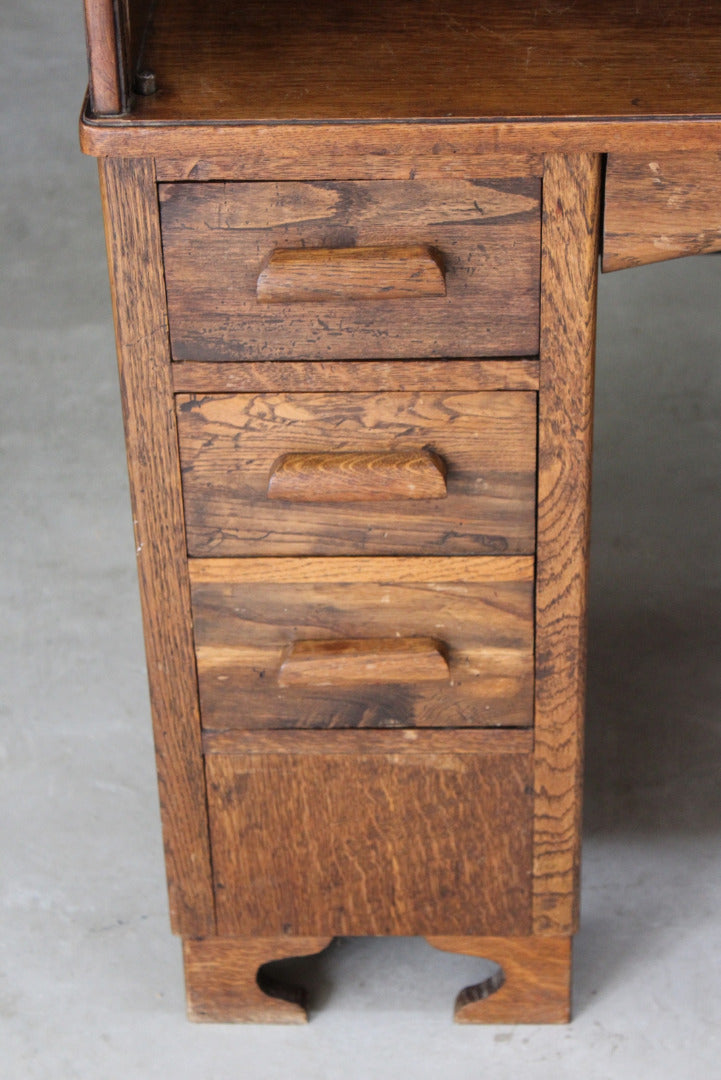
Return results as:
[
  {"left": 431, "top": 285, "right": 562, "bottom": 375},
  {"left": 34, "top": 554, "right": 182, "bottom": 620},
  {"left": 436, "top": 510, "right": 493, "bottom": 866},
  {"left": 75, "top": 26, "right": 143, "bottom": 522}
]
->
[{"left": 159, "top": 179, "right": 541, "bottom": 361}]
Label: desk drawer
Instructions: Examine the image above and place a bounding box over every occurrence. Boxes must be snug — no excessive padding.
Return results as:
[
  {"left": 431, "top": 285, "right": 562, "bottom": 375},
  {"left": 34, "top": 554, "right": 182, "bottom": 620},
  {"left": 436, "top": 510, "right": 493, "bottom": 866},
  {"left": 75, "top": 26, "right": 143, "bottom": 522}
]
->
[
  {"left": 177, "top": 390, "right": 537, "bottom": 556},
  {"left": 204, "top": 729, "right": 534, "bottom": 937},
  {"left": 190, "top": 556, "right": 534, "bottom": 730},
  {"left": 159, "top": 178, "right": 541, "bottom": 361}
]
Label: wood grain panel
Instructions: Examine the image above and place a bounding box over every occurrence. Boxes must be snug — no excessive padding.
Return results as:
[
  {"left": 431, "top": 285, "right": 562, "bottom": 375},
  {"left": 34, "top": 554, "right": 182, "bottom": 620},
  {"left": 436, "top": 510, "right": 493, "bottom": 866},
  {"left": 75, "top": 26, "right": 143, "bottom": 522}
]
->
[
  {"left": 190, "top": 556, "right": 534, "bottom": 730},
  {"left": 176, "top": 391, "right": 537, "bottom": 556},
  {"left": 170, "top": 359, "right": 541, "bottom": 395},
  {"left": 128, "top": 0, "right": 721, "bottom": 123},
  {"left": 189, "top": 554, "right": 534, "bottom": 586},
  {"left": 98, "top": 158, "right": 214, "bottom": 936},
  {"left": 533, "top": 154, "right": 602, "bottom": 935},
  {"left": 202, "top": 728, "right": 534, "bottom": 756},
  {"left": 603, "top": 152, "right": 721, "bottom": 271},
  {"left": 159, "top": 179, "right": 540, "bottom": 360},
  {"left": 81, "top": 116, "right": 721, "bottom": 163},
  {"left": 206, "top": 742, "right": 534, "bottom": 937},
  {"left": 156, "top": 153, "right": 544, "bottom": 183}
]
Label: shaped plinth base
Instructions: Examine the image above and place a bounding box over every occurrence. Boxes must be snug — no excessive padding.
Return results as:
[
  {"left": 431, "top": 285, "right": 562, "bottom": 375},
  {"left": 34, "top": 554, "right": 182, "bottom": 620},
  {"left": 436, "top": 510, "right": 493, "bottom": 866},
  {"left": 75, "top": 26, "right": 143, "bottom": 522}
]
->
[
  {"left": 425, "top": 935, "right": 572, "bottom": 1024},
  {"left": 183, "top": 936, "right": 333, "bottom": 1023}
]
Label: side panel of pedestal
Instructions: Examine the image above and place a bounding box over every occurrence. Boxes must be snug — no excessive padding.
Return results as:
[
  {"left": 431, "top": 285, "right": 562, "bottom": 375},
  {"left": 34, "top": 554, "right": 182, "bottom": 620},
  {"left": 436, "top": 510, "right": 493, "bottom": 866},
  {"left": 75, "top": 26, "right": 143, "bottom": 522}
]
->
[
  {"left": 99, "top": 157, "right": 215, "bottom": 937},
  {"left": 533, "top": 153, "right": 602, "bottom": 935}
]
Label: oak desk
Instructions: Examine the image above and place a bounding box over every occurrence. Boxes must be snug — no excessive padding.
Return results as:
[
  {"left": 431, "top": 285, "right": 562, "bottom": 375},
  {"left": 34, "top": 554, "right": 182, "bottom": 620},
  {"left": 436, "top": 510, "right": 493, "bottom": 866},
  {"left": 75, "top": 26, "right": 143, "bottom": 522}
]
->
[{"left": 81, "top": 0, "right": 721, "bottom": 1023}]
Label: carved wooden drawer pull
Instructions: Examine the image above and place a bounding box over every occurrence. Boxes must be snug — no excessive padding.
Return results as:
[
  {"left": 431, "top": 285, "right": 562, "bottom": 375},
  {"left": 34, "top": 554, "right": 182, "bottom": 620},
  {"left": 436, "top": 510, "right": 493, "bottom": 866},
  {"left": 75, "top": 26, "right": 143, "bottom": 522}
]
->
[
  {"left": 256, "top": 244, "right": 446, "bottom": 302},
  {"left": 267, "top": 449, "right": 448, "bottom": 503},
  {"left": 277, "top": 637, "right": 450, "bottom": 687}
]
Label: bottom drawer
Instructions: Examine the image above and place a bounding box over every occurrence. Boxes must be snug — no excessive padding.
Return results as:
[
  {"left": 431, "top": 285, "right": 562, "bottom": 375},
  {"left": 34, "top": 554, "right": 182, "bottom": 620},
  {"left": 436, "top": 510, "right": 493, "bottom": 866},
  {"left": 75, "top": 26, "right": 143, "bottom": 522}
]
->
[{"left": 204, "top": 729, "right": 534, "bottom": 938}]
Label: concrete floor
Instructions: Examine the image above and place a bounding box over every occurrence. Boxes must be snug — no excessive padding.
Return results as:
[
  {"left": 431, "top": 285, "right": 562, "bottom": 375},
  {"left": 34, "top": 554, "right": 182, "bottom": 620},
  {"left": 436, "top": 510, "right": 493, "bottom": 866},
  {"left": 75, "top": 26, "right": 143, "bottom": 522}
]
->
[{"left": 2, "top": 3, "right": 721, "bottom": 1077}]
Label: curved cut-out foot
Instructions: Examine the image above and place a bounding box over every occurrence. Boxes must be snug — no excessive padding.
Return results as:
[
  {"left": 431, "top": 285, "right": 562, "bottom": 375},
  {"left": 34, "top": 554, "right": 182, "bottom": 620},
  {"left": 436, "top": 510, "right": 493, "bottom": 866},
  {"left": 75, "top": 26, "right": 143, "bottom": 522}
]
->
[
  {"left": 425, "top": 935, "right": 572, "bottom": 1024},
  {"left": 183, "top": 936, "right": 333, "bottom": 1022}
]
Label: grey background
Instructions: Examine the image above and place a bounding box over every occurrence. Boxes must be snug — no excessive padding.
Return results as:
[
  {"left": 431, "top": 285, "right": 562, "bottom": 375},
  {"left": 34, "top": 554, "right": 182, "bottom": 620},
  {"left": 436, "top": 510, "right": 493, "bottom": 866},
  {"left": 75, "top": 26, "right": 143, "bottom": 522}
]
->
[{"left": 2, "top": 2, "right": 720, "bottom": 1076}]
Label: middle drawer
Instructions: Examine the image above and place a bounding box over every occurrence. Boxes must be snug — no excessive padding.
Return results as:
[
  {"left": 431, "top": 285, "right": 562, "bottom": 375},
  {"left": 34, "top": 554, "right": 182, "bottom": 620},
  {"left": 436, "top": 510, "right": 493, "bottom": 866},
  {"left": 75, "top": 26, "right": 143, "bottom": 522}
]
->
[{"left": 177, "top": 390, "right": 537, "bottom": 557}]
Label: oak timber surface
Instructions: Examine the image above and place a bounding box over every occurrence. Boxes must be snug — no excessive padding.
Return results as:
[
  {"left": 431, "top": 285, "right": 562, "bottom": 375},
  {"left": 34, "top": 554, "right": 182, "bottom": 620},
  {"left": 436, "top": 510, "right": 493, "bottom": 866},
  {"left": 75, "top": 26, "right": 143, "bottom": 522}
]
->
[
  {"left": 176, "top": 391, "right": 537, "bottom": 556},
  {"left": 159, "top": 179, "right": 540, "bottom": 361},
  {"left": 190, "top": 556, "right": 534, "bottom": 730},
  {"left": 533, "top": 154, "right": 601, "bottom": 934},
  {"left": 603, "top": 152, "right": 721, "bottom": 271},
  {"left": 426, "top": 936, "right": 572, "bottom": 1023},
  {"left": 170, "top": 359, "right": 540, "bottom": 395},
  {"left": 206, "top": 742, "right": 533, "bottom": 936},
  {"left": 128, "top": 0, "right": 721, "bottom": 124},
  {"left": 183, "top": 936, "right": 333, "bottom": 1023},
  {"left": 98, "top": 158, "right": 215, "bottom": 937}
]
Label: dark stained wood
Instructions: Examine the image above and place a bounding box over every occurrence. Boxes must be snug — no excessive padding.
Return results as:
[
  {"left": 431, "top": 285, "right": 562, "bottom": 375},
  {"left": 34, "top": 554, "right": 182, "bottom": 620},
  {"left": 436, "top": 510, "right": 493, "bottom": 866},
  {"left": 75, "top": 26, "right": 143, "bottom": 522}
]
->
[
  {"left": 98, "top": 158, "right": 214, "bottom": 937},
  {"left": 170, "top": 359, "right": 541, "bottom": 395},
  {"left": 202, "top": 728, "right": 534, "bottom": 756},
  {"left": 426, "top": 936, "right": 572, "bottom": 1023},
  {"left": 121, "top": 0, "right": 155, "bottom": 96},
  {"left": 83, "top": 0, "right": 154, "bottom": 115},
  {"left": 183, "top": 936, "right": 333, "bottom": 1023},
  {"left": 83, "top": 0, "right": 123, "bottom": 114},
  {"left": 81, "top": 115, "right": 721, "bottom": 162},
  {"left": 156, "top": 152, "right": 545, "bottom": 183},
  {"left": 159, "top": 177, "right": 539, "bottom": 231},
  {"left": 189, "top": 556, "right": 534, "bottom": 731},
  {"left": 205, "top": 740, "right": 534, "bottom": 936},
  {"left": 257, "top": 244, "right": 446, "bottom": 303},
  {"left": 159, "top": 179, "right": 541, "bottom": 361},
  {"left": 603, "top": 153, "right": 721, "bottom": 271},
  {"left": 123, "top": 0, "right": 721, "bottom": 124},
  {"left": 176, "top": 391, "right": 537, "bottom": 557},
  {"left": 266, "top": 450, "right": 447, "bottom": 504},
  {"left": 533, "top": 154, "right": 602, "bottom": 935},
  {"left": 277, "top": 638, "right": 450, "bottom": 688}
]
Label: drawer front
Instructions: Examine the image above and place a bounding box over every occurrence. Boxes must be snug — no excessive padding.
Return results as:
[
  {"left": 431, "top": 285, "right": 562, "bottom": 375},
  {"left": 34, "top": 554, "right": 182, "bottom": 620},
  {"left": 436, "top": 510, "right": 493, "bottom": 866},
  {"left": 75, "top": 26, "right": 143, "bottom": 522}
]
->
[
  {"left": 177, "top": 390, "right": 537, "bottom": 556},
  {"left": 205, "top": 730, "right": 534, "bottom": 937},
  {"left": 190, "top": 556, "right": 534, "bottom": 730},
  {"left": 160, "top": 178, "right": 541, "bottom": 360}
]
